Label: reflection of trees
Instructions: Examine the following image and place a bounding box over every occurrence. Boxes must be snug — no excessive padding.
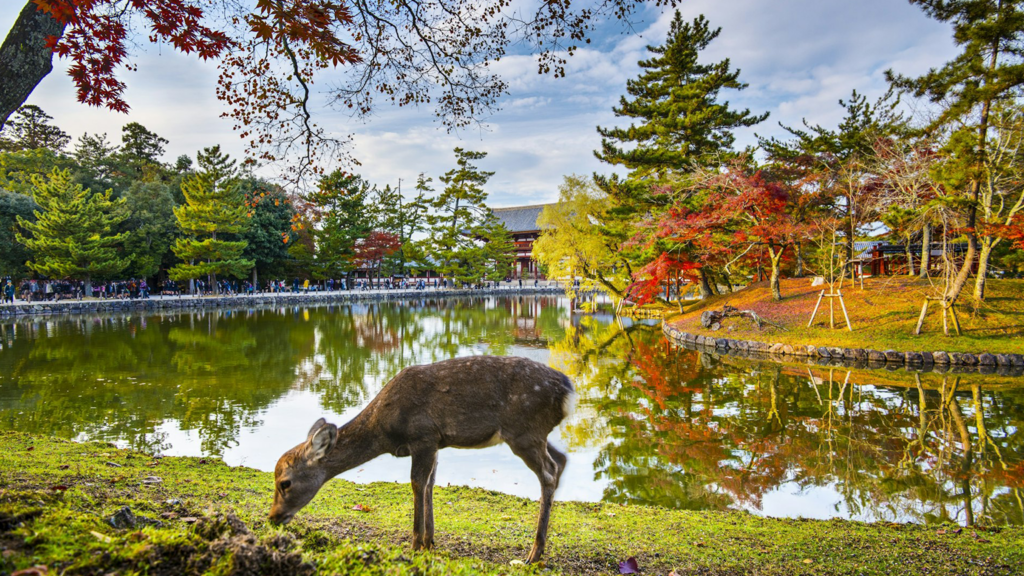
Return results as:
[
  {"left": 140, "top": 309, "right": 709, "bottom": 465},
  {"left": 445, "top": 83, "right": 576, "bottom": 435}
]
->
[
  {"left": 0, "top": 296, "right": 570, "bottom": 458},
  {"left": 306, "top": 296, "right": 568, "bottom": 413},
  {"left": 555, "top": 317, "right": 1024, "bottom": 524},
  {"left": 0, "top": 310, "right": 309, "bottom": 456}
]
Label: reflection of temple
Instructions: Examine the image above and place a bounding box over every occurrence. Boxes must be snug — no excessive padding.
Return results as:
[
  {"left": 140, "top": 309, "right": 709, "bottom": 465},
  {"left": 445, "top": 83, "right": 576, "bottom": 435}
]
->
[{"left": 491, "top": 204, "right": 554, "bottom": 279}]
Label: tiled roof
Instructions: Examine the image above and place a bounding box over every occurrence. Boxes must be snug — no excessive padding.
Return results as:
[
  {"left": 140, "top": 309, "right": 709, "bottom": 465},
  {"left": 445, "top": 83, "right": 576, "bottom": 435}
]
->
[{"left": 490, "top": 204, "right": 554, "bottom": 233}]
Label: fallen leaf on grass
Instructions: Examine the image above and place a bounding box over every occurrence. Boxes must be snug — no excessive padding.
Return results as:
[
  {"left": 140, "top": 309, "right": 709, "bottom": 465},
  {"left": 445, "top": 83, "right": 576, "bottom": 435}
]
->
[
  {"left": 936, "top": 529, "right": 947, "bottom": 535},
  {"left": 180, "top": 517, "right": 199, "bottom": 523},
  {"left": 48, "top": 485, "right": 68, "bottom": 492},
  {"left": 618, "top": 557, "right": 639, "bottom": 574},
  {"left": 803, "top": 559, "right": 813, "bottom": 564},
  {"left": 352, "top": 504, "right": 371, "bottom": 512},
  {"left": 90, "top": 530, "right": 112, "bottom": 543},
  {"left": 509, "top": 560, "right": 525, "bottom": 566},
  {"left": 57, "top": 464, "right": 70, "bottom": 470},
  {"left": 105, "top": 461, "right": 122, "bottom": 468},
  {"left": 26, "top": 446, "right": 34, "bottom": 452},
  {"left": 160, "top": 512, "right": 179, "bottom": 520},
  {"left": 693, "top": 541, "right": 705, "bottom": 547},
  {"left": 971, "top": 532, "right": 991, "bottom": 543},
  {"left": 141, "top": 476, "right": 162, "bottom": 484}
]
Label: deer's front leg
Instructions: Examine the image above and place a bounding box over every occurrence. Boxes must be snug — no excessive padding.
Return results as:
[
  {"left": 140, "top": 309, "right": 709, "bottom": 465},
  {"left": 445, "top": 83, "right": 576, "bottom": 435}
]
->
[{"left": 410, "top": 449, "right": 438, "bottom": 550}]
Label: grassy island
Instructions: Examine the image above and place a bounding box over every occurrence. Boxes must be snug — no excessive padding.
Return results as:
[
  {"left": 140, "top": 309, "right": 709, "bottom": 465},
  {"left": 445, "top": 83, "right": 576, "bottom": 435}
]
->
[
  {"left": 666, "top": 277, "right": 1024, "bottom": 355},
  {"left": 1, "top": 432, "right": 1021, "bottom": 575}
]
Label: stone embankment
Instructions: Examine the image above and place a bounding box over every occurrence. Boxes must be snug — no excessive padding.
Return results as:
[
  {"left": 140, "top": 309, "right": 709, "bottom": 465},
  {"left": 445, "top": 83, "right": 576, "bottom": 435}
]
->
[
  {"left": 0, "top": 286, "right": 563, "bottom": 318},
  {"left": 663, "top": 323, "right": 1024, "bottom": 376}
]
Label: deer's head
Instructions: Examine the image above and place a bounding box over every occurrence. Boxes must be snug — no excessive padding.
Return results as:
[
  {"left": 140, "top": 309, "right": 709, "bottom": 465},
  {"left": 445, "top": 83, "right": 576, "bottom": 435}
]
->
[{"left": 268, "top": 417, "right": 337, "bottom": 525}]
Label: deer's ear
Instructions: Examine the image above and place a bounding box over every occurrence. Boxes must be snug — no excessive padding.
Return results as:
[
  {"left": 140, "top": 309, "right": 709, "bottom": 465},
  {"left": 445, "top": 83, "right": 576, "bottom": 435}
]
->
[
  {"left": 307, "top": 423, "right": 337, "bottom": 462},
  {"left": 306, "top": 417, "right": 327, "bottom": 440}
]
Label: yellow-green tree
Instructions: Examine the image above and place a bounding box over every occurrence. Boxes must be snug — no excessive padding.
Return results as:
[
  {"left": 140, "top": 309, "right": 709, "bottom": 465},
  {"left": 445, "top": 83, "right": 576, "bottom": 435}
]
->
[
  {"left": 534, "top": 175, "right": 628, "bottom": 301},
  {"left": 168, "top": 168, "right": 253, "bottom": 293},
  {"left": 15, "top": 168, "right": 128, "bottom": 293}
]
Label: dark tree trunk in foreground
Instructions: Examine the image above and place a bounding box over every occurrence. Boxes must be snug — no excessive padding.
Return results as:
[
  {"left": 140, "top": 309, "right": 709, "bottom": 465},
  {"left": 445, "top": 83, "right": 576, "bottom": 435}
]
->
[{"left": 0, "top": 1, "right": 65, "bottom": 130}]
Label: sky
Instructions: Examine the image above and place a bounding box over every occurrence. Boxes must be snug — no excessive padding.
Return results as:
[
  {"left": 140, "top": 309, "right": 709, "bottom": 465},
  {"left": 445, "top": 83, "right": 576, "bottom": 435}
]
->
[{"left": 1, "top": 0, "right": 960, "bottom": 207}]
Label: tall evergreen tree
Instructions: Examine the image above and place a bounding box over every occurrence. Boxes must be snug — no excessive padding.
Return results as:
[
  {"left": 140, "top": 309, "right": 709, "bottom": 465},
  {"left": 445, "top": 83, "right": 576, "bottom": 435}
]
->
[
  {"left": 72, "top": 132, "right": 119, "bottom": 192},
  {"left": 370, "top": 177, "right": 430, "bottom": 276},
  {"left": 595, "top": 12, "right": 767, "bottom": 178},
  {"left": 113, "top": 122, "right": 169, "bottom": 187},
  {"left": 240, "top": 179, "right": 296, "bottom": 285},
  {"left": 15, "top": 168, "right": 129, "bottom": 292},
  {"left": 168, "top": 152, "right": 253, "bottom": 292},
  {"left": 0, "top": 105, "right": 71, "bottom": 152},
  {"left": 426, "top": 148, "right": 508, "bottom": 285},
  {"left": 593, "top": 12, "right": 766, "bottom": 298},
  {"left": 304, "top": 170, "right": 372, "bottom": 284},
  {"left": 0, "top": 189, "right": 37, "bottom": 278},
  {"left": 121, "top": 181, "right": 177, "bottom": 278},
  {"left": 888, "top": 0, "right": 1024, "bottom": 302}
]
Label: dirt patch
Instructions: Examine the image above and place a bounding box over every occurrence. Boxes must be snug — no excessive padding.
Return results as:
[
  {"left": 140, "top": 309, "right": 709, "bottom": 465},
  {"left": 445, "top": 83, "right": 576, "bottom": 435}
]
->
[{"left": 151, "top": 514, "right": 312, "bottom": 576}]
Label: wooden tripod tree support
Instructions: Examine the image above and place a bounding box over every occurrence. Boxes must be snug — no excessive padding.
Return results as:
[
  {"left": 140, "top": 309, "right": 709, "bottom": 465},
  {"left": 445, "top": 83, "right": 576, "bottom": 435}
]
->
[
  {"left": 807, "top": 289, "right": 853, "bottom": 331},
  {"left": 914, "top": 297, "right": 962, "bottom": 336}
]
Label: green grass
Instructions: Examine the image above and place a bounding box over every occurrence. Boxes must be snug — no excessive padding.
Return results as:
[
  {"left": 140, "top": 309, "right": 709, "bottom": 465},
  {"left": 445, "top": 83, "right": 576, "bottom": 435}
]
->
[
  {"left": 1, "top": 432, "right": 1022, "bottom": 575},
  {"left": 667, "top": 277, "right": 1024, "bottom": 354}
]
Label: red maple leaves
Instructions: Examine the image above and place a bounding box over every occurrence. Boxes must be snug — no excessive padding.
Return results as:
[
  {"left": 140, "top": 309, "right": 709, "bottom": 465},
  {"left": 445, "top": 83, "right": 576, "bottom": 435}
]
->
[{"left": 35, "top": 0, "right": 230, "bottom": 113}]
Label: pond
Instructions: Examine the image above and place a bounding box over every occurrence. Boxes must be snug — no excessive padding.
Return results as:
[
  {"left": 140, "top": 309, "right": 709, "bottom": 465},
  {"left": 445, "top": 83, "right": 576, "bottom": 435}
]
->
[{"left": 1, "top": 295, "right": 1021, "bottom": 526}]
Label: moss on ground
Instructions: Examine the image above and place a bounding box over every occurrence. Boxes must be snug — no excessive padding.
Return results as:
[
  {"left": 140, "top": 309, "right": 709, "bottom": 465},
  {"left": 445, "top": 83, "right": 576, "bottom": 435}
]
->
[
  {"left": 1, "top": 432, "right": 1021, "bottom": 575},
  {"left": 668, "top": 277, "right": 1024, "bottom": 355}
]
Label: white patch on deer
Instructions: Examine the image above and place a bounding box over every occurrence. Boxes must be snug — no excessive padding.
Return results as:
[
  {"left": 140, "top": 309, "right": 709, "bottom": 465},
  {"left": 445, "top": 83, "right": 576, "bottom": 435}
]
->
[
  {"left": 457, "top": 431, "right": 503, "bottom": 449},
  {"left": 561, "top": 390, "right": 577, "bottom": 419}
]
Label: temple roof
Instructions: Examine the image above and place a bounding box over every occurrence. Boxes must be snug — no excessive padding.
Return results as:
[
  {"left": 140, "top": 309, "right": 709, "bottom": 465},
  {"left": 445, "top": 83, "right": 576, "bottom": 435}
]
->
[{"left": 490, "top": 204, "right": 555, "bottom": 233}]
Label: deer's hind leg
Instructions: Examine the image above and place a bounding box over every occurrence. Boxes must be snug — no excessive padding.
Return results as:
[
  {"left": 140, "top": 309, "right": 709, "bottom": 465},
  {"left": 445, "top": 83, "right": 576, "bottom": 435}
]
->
[
  {"left": 547, "top": 444, "right": 567, "bottom": 489},
  {"left": 507, "top": 435, "right": 560, "bottom": 564},
  {"left": 410, "top": 449, "right": 438, "bottom": 551}
]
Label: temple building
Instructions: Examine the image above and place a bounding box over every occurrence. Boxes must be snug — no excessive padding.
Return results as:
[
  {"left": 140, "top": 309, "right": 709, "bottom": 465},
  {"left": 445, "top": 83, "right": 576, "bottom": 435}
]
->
[{"left": 491, "top": 204, "right": 554, "bottom": 279}]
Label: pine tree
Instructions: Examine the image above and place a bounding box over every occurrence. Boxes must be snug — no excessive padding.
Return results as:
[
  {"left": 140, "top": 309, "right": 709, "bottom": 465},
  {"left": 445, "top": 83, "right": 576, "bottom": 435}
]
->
[
  {"left": 888, "top": 0, "right": 1024, "bottom": 302},
  {"left": 15, "top": 168, "right": 129, "bottom": 292},
  {"left": 595, "top": 12, "right": 767, "bottom": 178},
  {"left": 0, "top": 105, "right": 71, "bottom": 152},
  {"left": 168, "top": 151, "right": 253, "bottom": 292},
  {"left": 426, "top": 148, "right": 503, "bottom": 286},
  {"left": 304, "top": 170, "right": 372, "bottom": 284},
  {"left": 593, "top": 12, "right": 767, "bottom": 298},
  {"left": 370, "top": 177, "right": 431, "bottom": 277}
]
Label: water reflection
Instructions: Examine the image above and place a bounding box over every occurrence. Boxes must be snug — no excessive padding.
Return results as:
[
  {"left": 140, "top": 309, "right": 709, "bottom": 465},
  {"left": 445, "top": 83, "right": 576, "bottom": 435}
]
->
[
  {"left": 1, "top": 297, "right": 1021, "bottom": 525},
  {"left": 554, "top": 314, "right": 1024, "bottom": 525}
]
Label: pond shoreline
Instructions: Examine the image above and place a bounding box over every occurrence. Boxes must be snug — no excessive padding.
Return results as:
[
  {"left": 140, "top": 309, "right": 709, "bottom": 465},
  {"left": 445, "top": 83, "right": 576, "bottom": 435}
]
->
[
  {"left": 662, "top": 322, "right": 1024, "bottom": 376},
  {"left": 2, "top": 431, "right": 1021, "bottom": 576},
  {"left": 0, "top": 285, "right": 564, "bottom": 318}
]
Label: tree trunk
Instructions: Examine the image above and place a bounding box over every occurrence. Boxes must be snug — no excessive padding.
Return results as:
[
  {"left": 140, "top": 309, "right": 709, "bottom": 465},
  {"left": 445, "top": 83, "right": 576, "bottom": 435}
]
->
[
  {"left": 0, "top": 2, "right": 66, "bottom": 129},
  {"left": 697, "top": 268, "right": 713, "bottom": 299},
  {"left": 794, "top": 241, "right": 804, "bottom": 277},
  {"left": 919, "top": 223, "right": 931, "bottom": 278},
  {"left": 973, "top": 237, "right": 998, "bottom": 301},
  {"left": 252, "top": 268, "right": 258, "bottom": 292},
  {"left": 905, "top": 236, "right": 915, "bottom": 276},
  {"left": 769, "top": 246, "right": 785, "bottom": 301}
]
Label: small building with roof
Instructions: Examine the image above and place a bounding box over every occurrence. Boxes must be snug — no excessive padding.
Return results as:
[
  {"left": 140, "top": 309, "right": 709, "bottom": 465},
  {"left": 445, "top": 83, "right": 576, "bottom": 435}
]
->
[{"left": 490, "top": 204, "right": 554, "bottom": 279}]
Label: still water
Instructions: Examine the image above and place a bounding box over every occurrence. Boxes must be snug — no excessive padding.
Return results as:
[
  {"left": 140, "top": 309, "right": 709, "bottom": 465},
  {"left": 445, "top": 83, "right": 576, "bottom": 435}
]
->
[{"left": 1, "top": 296, "right": 1021, "bottom": 526}]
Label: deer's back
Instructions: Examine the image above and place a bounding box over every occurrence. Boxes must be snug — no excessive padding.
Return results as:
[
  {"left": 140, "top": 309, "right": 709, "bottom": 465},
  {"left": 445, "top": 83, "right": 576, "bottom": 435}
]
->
[{"left": 368, "top": 356, "right": 573, "bottom": 450}]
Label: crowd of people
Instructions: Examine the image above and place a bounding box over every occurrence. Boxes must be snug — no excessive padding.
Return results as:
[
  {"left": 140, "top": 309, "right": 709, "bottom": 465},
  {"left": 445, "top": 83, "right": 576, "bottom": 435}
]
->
[{"left": 0, "top": 274, "right": 545, "bottom": 304}]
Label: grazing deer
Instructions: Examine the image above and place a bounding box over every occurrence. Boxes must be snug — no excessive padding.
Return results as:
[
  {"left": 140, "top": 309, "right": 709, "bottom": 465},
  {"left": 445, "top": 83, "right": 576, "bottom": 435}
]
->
[{"left": 268, "top": 355, "right": 575, "bottom": 564}]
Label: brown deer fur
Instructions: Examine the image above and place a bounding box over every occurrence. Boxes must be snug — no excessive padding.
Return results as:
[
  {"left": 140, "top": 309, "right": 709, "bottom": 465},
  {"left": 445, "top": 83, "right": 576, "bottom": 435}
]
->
[{"left": 269, "top": 355, "right": 575, "bottom": 564}]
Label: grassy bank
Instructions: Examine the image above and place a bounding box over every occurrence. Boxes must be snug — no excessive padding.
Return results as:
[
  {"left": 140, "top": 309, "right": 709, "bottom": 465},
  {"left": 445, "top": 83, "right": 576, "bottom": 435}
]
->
[
  {"left": 668, "top": 277, "right": 1024, "bottom": 355},
  {"left": 1, "top": 433, "right": 1022, "bottom": 575}
]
